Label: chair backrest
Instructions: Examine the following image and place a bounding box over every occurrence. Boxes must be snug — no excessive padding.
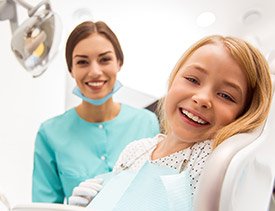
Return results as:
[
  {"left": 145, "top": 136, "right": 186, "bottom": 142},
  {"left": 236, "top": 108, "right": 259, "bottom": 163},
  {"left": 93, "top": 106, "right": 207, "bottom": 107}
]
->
[{"left": 194, "top": 55, "right": 275, "bottom": 211}]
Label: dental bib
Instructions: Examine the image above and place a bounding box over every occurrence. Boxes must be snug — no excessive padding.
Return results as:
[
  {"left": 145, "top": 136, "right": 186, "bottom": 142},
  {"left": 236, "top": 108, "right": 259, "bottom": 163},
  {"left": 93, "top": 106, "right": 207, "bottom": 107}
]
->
[
  {"left": 87, "top": 162, "right": 193, "bottom": 211},
  {"left": 72, "top": 80, "right": 122, "bottom": 106}
]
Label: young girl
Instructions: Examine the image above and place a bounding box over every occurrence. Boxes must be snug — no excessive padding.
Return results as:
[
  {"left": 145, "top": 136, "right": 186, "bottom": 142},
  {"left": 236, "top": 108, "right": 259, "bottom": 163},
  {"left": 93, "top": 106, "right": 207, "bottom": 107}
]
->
[{"left": 69, "top": 35, "right": 272, "bottom": 210}]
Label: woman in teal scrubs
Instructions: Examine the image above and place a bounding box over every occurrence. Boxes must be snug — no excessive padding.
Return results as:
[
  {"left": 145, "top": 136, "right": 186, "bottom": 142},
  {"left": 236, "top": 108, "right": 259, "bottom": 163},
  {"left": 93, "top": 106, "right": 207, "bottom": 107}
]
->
[{"left": 32, "top": 21, "right": 160, "bottom": 203}]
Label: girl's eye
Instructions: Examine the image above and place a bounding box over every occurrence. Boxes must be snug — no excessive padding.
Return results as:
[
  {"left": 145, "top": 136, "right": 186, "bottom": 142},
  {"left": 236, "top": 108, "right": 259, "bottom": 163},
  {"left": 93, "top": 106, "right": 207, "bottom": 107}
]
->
[
  {"left": 218, "top": 93, "right": 235, "bottom": 102},
  {"left": 184, "top": 77, "right": 199, "bottom": 85}
]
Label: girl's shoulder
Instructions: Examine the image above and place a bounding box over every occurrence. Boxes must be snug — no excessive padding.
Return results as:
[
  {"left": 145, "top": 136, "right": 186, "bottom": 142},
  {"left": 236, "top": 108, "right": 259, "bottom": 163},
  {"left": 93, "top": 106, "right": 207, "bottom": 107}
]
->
[
  {"left": 113, "top": 134, "right": 163, "bottom": 172},
  {"left": 122, "top": 134, "right": 163, "bottom": 152}
]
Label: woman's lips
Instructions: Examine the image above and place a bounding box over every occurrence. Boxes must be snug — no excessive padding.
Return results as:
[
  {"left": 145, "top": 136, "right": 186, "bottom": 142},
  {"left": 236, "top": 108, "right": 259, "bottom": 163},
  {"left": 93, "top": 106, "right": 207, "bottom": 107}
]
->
[{"left": 85, "top": 81, "right": 106, "bottom": 90}]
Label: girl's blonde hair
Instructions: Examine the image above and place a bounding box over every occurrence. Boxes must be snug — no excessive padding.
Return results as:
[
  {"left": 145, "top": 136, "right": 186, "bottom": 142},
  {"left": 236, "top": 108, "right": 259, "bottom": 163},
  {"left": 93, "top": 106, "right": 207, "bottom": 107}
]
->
[{"left": 157, "top": 35, "right": 272, "bottom": 148}]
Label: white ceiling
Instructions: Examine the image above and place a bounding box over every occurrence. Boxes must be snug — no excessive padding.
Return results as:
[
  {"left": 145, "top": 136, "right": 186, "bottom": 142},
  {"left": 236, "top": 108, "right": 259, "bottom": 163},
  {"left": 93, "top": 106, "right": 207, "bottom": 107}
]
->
[
  {"left": 52, "top": 0, "right": 275, "bottom": 97},
  {"left": 2, "top": 0, "right": 274, "bottom": 98},
  {"left": 53, "top": 0, "right": 275, "bottom": 54}
]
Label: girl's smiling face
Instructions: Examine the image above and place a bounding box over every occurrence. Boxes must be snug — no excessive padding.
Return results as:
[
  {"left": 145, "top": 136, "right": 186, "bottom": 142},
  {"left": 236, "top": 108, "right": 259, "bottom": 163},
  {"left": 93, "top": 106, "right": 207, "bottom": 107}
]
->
[{"left": 165, "top": 43, "right": 248, "bottom": 145}]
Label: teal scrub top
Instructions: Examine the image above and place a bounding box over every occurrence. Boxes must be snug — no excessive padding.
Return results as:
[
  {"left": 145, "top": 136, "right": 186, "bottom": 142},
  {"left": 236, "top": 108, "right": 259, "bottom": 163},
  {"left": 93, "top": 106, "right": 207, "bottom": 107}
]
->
[{"left": 32, "top": 104, "right": 160, "bottom": 203}]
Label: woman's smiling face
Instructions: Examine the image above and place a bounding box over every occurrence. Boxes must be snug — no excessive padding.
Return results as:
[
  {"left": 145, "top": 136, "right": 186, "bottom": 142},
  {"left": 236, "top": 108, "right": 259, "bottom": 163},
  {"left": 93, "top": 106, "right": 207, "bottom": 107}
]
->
[
  {"left": 165, "top": 43, "right": 248, "bottom": 144},
  {"left": 71, "top": 34, "right": 121, "bottom": 101}
]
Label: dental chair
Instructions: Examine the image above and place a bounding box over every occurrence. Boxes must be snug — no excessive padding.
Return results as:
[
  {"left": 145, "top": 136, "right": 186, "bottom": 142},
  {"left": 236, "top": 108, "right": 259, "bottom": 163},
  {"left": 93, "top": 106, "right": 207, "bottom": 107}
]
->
[
  {"left": 194, "top": 59, "right": 275, "bottom": 211},
  {"left": 0, "top": 192, "right": 87, "bottom": 211},
  {"left": 11, "top": 203, "right": 86, "bottom": 211}
]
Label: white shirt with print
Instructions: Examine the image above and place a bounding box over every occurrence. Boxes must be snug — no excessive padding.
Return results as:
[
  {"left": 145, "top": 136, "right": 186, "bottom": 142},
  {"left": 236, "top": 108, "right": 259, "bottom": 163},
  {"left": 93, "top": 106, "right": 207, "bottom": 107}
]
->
[{"left": 113, "top": 134, "right": 213, "bottom": 196}]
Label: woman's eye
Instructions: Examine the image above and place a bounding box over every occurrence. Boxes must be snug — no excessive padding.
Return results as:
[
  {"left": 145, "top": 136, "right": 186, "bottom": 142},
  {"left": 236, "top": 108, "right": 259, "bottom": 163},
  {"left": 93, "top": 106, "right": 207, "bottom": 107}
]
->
[
  {"left": 76, "top": 60, "right": 88, "bottom": 65},
  {"left": 100, "top": 57, "right": 112, "bottom": 63},
  {"left": 218, "top": 93, "right": 235, "bottom": 102},
  {"left": 184, "top": 77, "right": 199, "bottom": 84}
]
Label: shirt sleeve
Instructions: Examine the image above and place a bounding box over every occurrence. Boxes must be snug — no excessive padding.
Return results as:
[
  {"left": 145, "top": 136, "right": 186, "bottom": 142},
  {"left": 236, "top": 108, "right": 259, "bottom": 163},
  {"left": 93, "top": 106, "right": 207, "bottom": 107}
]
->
[
  {"left": 112, "top": 141, "right": 138, "bottom": 173},
  {"left": 32, "top": 124, "right": 65, "bottom": 203},
  {"left": 112, "top": 137, "right": 157, "bottom": 173}
]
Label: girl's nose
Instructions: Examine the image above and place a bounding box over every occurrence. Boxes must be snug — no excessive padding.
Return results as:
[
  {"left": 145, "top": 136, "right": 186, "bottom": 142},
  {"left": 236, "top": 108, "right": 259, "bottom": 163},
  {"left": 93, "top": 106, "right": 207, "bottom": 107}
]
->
[{"left": 191, "top": 91, "right": 212, "bottom": 109}]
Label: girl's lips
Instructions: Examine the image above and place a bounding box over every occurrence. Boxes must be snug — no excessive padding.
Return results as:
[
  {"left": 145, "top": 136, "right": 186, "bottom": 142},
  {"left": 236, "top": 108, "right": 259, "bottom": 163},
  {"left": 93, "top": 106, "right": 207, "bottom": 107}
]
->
[{"left": 179, "top": 108, "right": 210, "bottom": 126}]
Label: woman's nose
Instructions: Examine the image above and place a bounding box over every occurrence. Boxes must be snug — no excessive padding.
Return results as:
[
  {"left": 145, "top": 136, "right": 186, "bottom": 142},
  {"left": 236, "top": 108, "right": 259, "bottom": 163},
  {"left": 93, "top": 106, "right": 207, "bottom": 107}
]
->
[
  {"left": 191, "top": 91, "right": 212, "bottom": 109},
  {"left": 88, "top": 62, "right": 102, "bottom": 77}
]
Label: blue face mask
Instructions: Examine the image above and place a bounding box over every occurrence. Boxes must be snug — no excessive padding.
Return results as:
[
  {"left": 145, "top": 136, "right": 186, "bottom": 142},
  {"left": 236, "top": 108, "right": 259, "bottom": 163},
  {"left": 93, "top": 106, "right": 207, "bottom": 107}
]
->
[{"left": 72, "top": 80, "right": 122, "bottom": 106}]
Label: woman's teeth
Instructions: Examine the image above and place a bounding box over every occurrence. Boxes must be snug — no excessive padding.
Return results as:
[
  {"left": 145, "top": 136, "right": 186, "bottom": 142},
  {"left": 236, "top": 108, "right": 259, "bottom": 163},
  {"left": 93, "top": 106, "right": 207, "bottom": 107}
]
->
[{"left": 87, "top": 81, "right": 104, "bottom": 87}]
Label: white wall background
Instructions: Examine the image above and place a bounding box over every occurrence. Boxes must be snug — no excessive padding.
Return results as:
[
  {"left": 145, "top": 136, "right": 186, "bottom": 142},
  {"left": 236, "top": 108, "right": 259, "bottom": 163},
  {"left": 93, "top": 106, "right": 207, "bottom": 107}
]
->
[
  {"left": 0, "top": 0, "right": 274, "bottom": 208},
  {"left": 0, "top": 21, "right": 66, "bottom": 208}
]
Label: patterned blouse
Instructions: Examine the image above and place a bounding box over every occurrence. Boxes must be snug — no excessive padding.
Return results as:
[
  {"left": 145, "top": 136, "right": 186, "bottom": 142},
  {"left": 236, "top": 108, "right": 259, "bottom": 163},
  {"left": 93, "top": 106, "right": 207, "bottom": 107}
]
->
[{"left": 113, "top": 134, "right": 213, "bottom": 196}]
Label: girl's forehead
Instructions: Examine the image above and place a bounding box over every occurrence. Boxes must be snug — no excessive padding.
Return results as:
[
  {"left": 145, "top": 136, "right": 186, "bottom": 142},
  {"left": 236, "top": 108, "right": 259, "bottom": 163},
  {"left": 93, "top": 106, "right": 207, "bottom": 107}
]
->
[
  {"left": 181, "top": 44, "right": 234, "bottom": 68},
  {"left": 176, "top": 44, "right": 247, "bottom": 82}
]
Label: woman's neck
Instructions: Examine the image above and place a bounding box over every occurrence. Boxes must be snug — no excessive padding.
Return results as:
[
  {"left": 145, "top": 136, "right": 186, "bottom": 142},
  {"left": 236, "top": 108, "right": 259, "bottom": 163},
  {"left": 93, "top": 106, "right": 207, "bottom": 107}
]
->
[{"left": 76, "top": 99, "right": 120, "bottom": 123}]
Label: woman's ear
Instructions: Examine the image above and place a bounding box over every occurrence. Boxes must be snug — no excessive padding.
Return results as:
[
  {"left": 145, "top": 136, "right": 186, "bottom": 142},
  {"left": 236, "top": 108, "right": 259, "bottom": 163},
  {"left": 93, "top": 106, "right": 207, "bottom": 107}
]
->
[
  {"left": 70, "top": 70, "right": 75, "bottom": 78},
  {"left": 117, "top": 61, "right": 122, "bottom": 72},
  {"left": 118, "top": 66, "right": 122, "bottom": 72}
]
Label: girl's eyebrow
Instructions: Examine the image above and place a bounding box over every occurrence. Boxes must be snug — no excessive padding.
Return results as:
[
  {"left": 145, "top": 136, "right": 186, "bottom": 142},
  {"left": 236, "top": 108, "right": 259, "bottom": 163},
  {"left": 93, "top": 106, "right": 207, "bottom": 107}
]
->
[
  {"left": 185, "top": 64, "right": 208, "bottom": 74},
  {"left": 223, "top": 80, "right": 243, "bottom": 97}
]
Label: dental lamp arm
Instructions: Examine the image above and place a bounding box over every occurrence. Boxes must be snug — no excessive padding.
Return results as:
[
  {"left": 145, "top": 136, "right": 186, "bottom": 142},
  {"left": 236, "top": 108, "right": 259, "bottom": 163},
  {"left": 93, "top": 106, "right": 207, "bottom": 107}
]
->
[
  {"left": 0, "top": 0, "right": 18, "bottom": 33},
  {"left": 0, "top": 0, "right": 52, "bottom": 32},
  {"left": 0, "top": 0, "right": 61, "bottom": 77}
]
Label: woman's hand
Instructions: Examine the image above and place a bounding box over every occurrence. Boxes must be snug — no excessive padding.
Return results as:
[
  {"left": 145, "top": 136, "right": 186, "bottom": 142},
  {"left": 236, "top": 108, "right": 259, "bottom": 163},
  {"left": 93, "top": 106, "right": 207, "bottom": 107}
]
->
[{"left": 68, "top": 178, "right": 103, "bottom": 207}]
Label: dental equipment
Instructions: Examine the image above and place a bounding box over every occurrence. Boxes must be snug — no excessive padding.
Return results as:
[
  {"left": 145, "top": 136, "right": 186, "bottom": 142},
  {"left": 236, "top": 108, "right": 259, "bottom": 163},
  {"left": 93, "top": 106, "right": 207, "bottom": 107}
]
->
[{"left": 0, "top": 0, "right": 61, "bottom": 77}]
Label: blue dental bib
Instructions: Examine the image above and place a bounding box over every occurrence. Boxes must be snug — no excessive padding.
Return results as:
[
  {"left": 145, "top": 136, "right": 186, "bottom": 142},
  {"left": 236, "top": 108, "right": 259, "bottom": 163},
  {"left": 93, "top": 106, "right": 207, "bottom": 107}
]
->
[{"left": 87, "top": 162, "right": 193, "bottom": 211}]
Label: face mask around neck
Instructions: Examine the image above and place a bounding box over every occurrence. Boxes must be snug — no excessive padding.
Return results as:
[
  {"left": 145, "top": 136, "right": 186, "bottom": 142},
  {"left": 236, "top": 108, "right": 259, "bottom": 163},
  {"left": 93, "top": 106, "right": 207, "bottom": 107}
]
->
[{"left": 72, "top": 80, "right": 122, "bottom": 106}]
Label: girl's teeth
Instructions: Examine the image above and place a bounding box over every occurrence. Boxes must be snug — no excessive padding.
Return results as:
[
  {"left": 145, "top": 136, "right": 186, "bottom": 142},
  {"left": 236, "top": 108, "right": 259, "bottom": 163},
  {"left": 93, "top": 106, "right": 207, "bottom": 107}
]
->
[{"left": 182, "top": 109, "right": 207, "bottom": 124}]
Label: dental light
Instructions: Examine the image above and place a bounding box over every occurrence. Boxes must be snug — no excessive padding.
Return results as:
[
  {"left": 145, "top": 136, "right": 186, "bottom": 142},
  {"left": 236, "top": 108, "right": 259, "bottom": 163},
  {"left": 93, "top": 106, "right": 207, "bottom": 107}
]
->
[{"left": 0, "top": 0, "right": 61, "bottom": 77}]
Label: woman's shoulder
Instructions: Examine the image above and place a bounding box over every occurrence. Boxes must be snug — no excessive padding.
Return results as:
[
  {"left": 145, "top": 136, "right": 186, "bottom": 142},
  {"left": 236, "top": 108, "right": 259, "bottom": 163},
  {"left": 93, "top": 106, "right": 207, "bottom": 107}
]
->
[
  {"left": 121, "top": 104, "right": 158, "bottom": 120},
  {"left": 121, "top": 104, "right": 153, "bottom": 114},
  {"left": 40, "top": 108, "right": 76, "bottom": 128}
]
